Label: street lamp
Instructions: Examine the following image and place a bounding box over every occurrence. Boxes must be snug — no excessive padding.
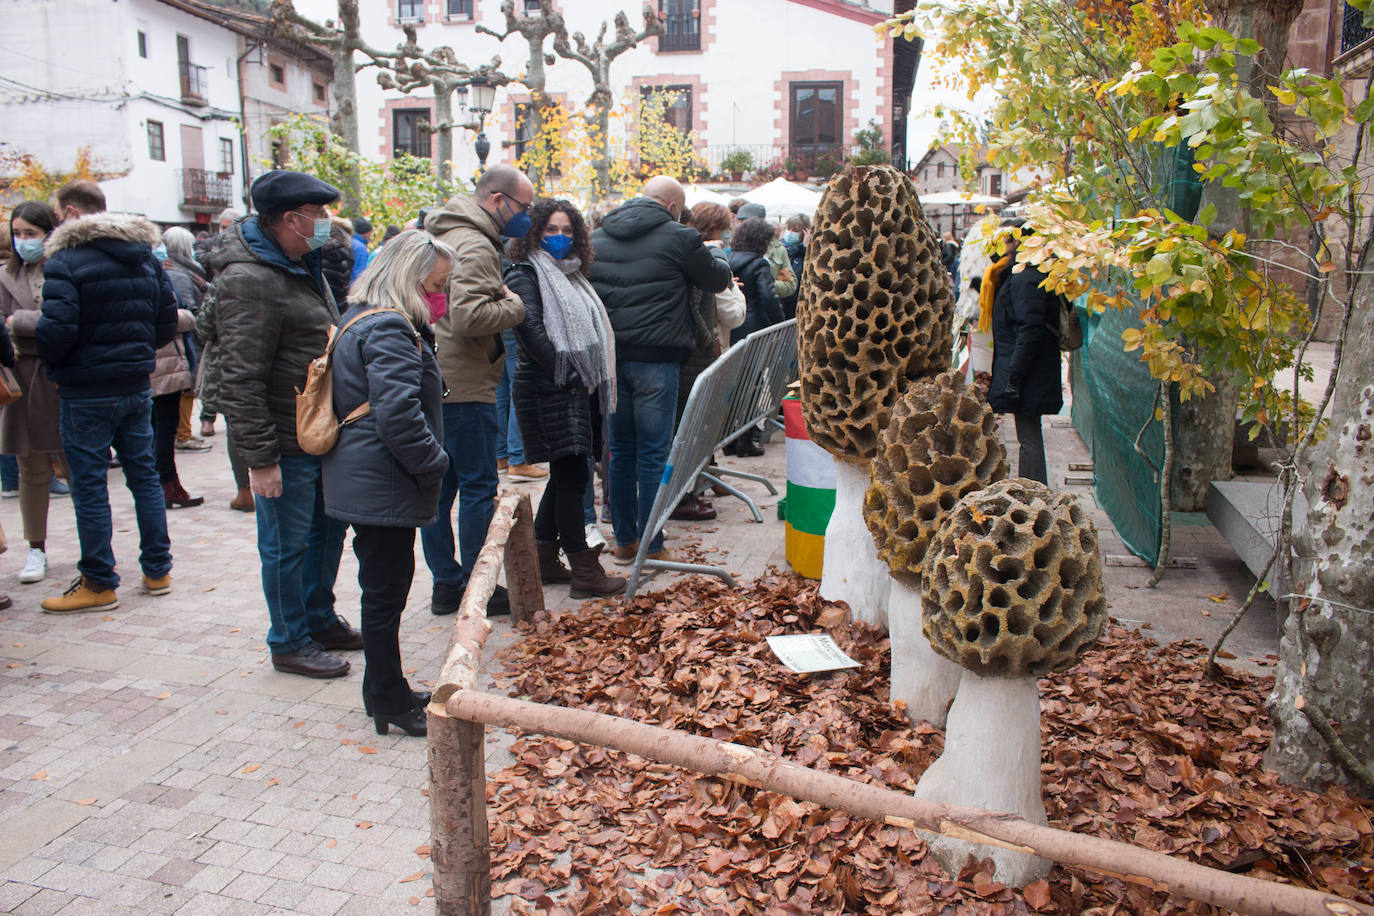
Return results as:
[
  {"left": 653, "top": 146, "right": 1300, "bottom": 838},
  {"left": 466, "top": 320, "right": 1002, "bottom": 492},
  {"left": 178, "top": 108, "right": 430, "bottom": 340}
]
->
[{"left": 467, "top": 76, "right": 496, "bottom": 173}]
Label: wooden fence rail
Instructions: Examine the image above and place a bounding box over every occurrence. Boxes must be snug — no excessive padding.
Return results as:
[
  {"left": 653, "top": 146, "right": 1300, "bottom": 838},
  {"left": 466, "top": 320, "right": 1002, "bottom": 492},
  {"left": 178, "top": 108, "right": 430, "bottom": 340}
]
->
[{"left": 425, "top": 494, "right": 1371, "bottom": 916}]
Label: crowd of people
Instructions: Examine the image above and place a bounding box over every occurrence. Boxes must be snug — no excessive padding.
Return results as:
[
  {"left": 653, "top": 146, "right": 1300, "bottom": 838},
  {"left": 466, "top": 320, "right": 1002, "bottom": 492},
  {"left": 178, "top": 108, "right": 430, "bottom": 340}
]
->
[{"left": 0, "top": 167, "right": 809, "bottom": 738}]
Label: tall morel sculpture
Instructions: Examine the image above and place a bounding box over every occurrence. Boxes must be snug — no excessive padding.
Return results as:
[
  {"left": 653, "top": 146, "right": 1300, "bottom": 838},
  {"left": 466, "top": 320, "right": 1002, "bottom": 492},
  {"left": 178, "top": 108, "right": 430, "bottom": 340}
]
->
[
  {"left": 914, "top": 478, "right": 1106, "bottom": 885},
  {"left": 797, "top": 163, "right": 954, "bottom": 627},
  {"left": 864, "top": 369, "right": 1008, "bottom": 726}
]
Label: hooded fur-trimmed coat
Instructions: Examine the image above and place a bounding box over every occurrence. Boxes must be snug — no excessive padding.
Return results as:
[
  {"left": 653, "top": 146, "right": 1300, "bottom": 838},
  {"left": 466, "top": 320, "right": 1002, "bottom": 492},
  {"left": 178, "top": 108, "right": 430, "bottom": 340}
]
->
[{"left": 37, "top": 212, "right": 178, "bottom": 399}]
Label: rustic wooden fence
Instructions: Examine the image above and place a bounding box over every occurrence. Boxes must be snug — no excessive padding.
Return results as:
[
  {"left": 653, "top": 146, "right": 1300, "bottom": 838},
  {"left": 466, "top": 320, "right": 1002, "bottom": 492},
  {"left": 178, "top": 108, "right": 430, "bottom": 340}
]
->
[{"left": 424, "top": 490, "right": 1371, "bottom": 916}]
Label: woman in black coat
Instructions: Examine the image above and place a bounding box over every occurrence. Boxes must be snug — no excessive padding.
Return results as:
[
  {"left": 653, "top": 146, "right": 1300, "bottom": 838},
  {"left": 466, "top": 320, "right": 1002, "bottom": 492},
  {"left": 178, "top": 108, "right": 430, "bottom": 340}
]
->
[
  {"left": 987, "top": 226, "right": 1063, "bottom": 484},
  {"left": 725, "top": 217, "right": 784, "bottom": 457},
  {"left": 505, "top": 200, "right": 624, "bottom": 599},
  {"left": 321, "top": 230, "right": 453, "bottom": 738}
]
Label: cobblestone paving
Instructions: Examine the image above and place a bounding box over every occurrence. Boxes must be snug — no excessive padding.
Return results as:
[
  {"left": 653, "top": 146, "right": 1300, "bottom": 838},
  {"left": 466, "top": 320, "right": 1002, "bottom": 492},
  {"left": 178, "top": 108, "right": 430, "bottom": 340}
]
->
[{"left": 0, "top": 400, "right": 1279, "bottom": 914}]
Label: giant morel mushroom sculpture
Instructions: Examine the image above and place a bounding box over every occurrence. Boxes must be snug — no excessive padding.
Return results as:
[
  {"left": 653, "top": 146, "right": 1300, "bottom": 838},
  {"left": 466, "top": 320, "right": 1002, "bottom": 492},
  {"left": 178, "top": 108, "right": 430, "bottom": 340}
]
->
[
  {"left": 914, "top": 478, "right": 1106, "bottom": 885},
  {"left": 797, "top": 163, "right": 954, "bottom": 626},
  {"left": 864, "top": 369, "right": 1008, "bottom": 726}
]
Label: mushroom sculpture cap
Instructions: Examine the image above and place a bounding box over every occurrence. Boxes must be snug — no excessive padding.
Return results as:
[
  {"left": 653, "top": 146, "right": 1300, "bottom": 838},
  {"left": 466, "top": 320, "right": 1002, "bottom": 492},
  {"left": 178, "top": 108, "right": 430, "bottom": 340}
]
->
[
  {"left": 921, "top": 479, "right": 1106, "bottom": 677},
  {"left": 864, "top": 370, "right": 1009, "bottom": 587},
  {"left": 796, "top": 163, "right": 954, "bottom": 461}
]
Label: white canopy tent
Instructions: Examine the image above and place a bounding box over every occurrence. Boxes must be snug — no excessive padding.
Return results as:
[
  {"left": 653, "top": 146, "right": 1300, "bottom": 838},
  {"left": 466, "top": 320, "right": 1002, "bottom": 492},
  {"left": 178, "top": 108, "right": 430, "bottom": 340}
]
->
[
  {"left": 918, "top": 191, "right": 1007, "bottom": 237},
  {"left": 918, "top": 191, "right": 1007, "bottom": 207},
  {"left": 736, "top": 177, "right": 824, "bottom": 221},
  {"left": 684, "top": 185, "right": 734, "bottom": 208}
]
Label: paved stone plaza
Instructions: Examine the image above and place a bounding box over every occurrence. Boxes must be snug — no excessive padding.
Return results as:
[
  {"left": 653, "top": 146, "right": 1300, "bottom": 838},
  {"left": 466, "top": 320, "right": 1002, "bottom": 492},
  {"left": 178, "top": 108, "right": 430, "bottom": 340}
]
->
[{"left": 0, "top": 403, "right": 1280, "bottom": 914}]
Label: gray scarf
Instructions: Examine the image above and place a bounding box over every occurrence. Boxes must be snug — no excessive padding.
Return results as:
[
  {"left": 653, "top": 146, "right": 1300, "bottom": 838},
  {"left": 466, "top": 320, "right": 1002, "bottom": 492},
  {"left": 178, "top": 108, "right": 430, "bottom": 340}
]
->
[{"left": 529, "top": 250, "right": 617, "bottom": 413}]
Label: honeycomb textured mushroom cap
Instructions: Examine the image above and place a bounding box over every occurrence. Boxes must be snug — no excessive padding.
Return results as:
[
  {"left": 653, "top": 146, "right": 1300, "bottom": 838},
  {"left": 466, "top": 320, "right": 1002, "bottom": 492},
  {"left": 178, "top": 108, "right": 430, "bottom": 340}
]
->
[
  {"left": 797, "top": 163, "right": 954, "bottom": 460},
  {"left": 864, "top": 370, "right": 1009, "bottom": 586},
  {"left": 921, "top": 479, "right": 1106, "bottom": 677}
]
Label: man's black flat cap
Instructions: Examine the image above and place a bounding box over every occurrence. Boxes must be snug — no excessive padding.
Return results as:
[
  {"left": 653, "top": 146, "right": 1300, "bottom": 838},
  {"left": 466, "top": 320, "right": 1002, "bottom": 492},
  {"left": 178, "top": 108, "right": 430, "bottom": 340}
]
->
[{"left": 250, "top": 170, "right": 340, "bottom": 214}]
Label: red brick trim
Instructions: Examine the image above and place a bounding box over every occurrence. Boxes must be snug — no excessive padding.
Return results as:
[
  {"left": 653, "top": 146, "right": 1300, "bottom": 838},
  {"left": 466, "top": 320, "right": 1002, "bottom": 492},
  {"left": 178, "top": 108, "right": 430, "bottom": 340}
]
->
[
  {"left": 785, "top": 0, "right": 885, "bottom": 25},
  {"left": 650, "top": 0, "right": 716, "bottom": 55},
  {"left": 772, "top": 69, "right": 860, "bottom": 150},
  {"left": 379, "top": 96, "right": 435, "bottom": 161},
  {"left": 629, "top": 74, "right": 707, "bottom": 150}
]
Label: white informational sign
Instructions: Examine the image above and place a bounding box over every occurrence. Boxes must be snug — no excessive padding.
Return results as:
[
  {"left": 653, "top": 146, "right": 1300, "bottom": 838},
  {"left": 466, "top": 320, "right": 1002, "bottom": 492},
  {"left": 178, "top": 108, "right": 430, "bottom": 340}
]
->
[{"left": 765, "top": 634, "right": 861, "bottom": 674}]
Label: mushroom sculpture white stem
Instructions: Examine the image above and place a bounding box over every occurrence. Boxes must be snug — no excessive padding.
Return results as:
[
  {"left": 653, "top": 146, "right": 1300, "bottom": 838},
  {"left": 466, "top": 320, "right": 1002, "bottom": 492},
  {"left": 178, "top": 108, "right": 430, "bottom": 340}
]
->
[
  {"left": 887, "top": 579, "right": 963, "bottom": 727},
  {"left": 913, "top": 671, "right": 1050, "bottom": 884},
  {"left": 916, "top": 479, "right": 1107, "bottom": 887},
  {"left": 819, "top": 457, "right": 890, "bottom": 627}
]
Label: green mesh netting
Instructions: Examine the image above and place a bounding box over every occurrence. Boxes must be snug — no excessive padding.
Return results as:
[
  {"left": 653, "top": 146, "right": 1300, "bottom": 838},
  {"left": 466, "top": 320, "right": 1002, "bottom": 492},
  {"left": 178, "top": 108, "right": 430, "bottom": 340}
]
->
[{"left": 1069, "top": 144, "right": 1201, "bottom": 565}]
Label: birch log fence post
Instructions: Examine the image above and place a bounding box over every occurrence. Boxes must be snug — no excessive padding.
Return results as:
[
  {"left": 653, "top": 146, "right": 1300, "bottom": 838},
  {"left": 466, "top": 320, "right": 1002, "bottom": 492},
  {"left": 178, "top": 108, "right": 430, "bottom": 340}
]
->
[{"left": 506, "top": 493, "right": 544, "bottom": 626}]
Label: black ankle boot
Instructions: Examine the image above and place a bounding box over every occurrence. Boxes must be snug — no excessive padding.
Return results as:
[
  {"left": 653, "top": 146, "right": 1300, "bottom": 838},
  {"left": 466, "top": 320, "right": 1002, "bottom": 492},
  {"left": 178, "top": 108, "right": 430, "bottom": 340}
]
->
[
  {"left": 373, "top": 707, "right": 427, "bottom": 737},
  {"left": 364, "top": 690, "right": 432, "bottom": 717}
]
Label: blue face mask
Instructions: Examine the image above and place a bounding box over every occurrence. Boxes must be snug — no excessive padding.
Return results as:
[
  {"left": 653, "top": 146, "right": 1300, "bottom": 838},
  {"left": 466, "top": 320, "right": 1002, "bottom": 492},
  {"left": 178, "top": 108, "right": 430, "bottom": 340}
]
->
[
  {"left": 152, "top": 244, "right": 168, "bottom": 262},
  {"left": 291, "top": 212, "right": 332, "bottom": 251},
  {"left": 782, "top": 231, "right": 801, "bottom": 246},
  {"left": 498, "top": 195, "right": 532, "bottom": 239},
  {"left": 13, "top": 238, "right": 44, "bottom": 263},
  {"left": 540, "top": 234, "right": 573, "bottom": 260}
]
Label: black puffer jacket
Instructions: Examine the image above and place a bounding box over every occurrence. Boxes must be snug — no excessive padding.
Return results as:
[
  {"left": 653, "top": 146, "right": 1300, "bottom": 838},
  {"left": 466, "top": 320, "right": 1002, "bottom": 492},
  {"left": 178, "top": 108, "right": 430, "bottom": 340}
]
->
[
  {"left": 589, "top": 198, "right": 732, "bottom": 364},
  {"left": 321, "top": 221, "right": 355, "bottom": 307},
  {"left": 322, "top": 307, "right": 448, "bottom": 527},
  {"left": 988, "top": 264, "right": 1063, "bottom": 417},
  {"left": 727, "top": 249, "right": 784, "bottom": 344},
  {"left": 211, "top": 217, "right": 338, "bottom": 467},
  {"left": 37, "top": 212, "right": 178, "bottom": 398},
  {"left": 506, "top": 263, "right": 597, "bottom": 464}
]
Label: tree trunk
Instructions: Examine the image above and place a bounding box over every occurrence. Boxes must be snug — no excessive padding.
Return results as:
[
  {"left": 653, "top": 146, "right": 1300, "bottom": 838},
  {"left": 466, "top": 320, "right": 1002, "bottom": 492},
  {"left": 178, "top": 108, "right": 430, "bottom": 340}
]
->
[
  {"left": 1176, "top": 0, "right": 1305, "bottom": 511},
  {"left": 1170, "top": 374, "right": 1237, "bottom": 511},
  {"left": 333, "top": 0, "right": 365, "bottom": 212},
  {"left": 433, "top": 86, "right": 454, "bottom": 192},
  {"left": 1266, "top": 272, "right": 1374, "bottom": 792},
  {"left": 590, "top": 84, "right": 612, "bottom": 200}
]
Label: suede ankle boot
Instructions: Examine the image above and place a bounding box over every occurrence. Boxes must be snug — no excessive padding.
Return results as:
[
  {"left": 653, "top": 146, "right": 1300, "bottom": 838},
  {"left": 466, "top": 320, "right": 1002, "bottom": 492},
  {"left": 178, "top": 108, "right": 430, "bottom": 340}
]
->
[
  {"left": 567, "top": 545, "right": 627, "bottom": 598},
  {"left": 536, "top": 540, "right": 572, "bottom": 584}
]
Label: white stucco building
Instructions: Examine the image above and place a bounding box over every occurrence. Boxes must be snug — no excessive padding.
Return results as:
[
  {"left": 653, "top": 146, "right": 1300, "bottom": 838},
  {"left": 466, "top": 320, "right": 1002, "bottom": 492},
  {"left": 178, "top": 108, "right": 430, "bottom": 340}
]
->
[
  {"left": 293, "top": 0, "right": 912, "bottom": 183},
  {"left": 1, "top": 0, "right": 332, "bottom": 228}
]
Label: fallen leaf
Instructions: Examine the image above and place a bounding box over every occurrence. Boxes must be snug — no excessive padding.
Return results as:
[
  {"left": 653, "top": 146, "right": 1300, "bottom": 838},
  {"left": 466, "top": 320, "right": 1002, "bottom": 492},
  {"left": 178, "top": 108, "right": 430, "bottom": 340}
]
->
[
  {"left": 6, "top": 662, "right": 21, "bottom": 669},
  {"left": 1207, "top": 593, "right": 1229, "bottom": 603},
  {"left": 29, "top": 770, "right": 49, "bottom": 781},
  {"left": 228, "top": 627, "right": 240, "bottom": 633},
  {"left": 241, "top": 764, "right": 260, "bottom": 774},
  {"left": 358, "top": 746, "right": 378, "bottom": 755},
  {"left": 408, "top": 898, "right": 419, "bottom": 906},
  {"left": 12, "top": 642, "right": 24, "bottom": 647},
  {"left": 101, "top": 615, "right": 115, "bottom": 621},
  {"left": 77, "top": 797, "right": 97, "bottom": 806},
  {"left": 155, "top": 692, "right": 171, "bottom": 700},
  {"left": 293, "top": 721, "right": 306, "bottom": 728},
  {"left": 326, "top": 839, "right": 337, "bottom": 848},
  {"left": 399, "top": 871, "right": 424, "bottom": 883},
  {"left": 340, "top": 738, "right": 358, "bottom": 746},
  {"left": 414, "top": 844, "right": 431, "bottom": 857},
  {"left": 266, "top": 777, "right": 280, "bottom": 787},
  {"left": 356, "top": 821, "right": 373, "bottom": 829},
  {"left": 1024, "top": 878, "right": 1051, "bottom": 910}
]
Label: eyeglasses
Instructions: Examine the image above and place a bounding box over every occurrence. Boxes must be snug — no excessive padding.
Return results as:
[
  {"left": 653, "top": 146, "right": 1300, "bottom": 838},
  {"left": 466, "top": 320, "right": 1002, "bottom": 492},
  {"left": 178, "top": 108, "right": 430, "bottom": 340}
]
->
[{"left": 500, "top": 192, "right": 532, "bottom": 214}]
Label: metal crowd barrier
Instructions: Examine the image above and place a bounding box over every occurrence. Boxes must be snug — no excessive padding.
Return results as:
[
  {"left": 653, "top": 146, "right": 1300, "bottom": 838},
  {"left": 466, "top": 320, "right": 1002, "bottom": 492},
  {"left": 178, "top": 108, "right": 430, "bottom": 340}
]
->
[{"left": 623, "top": 320, "right": 798, "bottom": 600}]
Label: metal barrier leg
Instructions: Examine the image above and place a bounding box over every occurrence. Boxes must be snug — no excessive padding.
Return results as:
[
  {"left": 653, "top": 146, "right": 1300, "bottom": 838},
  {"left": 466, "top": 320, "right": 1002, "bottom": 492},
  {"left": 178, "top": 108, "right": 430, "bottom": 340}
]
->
[
  {"left": 625, "top": 558, "right": 737, "bottom": 601},
  {"left": 708, "top": 464, "right": 780, "bottom": 496},
  {"left": 699, "top": 472, "right": 764, "bottom": 522}
]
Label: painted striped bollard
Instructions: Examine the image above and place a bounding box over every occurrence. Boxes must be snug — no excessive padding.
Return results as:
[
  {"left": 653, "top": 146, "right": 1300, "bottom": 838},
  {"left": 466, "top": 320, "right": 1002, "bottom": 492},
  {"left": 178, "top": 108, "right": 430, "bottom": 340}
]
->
[{"left": 782, "top": 396, "right": 836, "bottom": 579}]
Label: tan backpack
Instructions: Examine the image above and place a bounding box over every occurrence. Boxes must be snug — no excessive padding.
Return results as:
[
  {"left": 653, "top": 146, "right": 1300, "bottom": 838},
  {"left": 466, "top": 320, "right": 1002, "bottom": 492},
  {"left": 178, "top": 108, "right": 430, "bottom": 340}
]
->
[{"left": 295, "top": 308, "right": 390, "bottom": 456}]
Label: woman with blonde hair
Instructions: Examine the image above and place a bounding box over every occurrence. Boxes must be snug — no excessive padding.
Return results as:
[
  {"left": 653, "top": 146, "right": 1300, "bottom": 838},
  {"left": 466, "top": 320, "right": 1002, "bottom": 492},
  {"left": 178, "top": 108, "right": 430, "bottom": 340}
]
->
[{"left": 321, "top": 230, "right": 452, "bottom": 738}]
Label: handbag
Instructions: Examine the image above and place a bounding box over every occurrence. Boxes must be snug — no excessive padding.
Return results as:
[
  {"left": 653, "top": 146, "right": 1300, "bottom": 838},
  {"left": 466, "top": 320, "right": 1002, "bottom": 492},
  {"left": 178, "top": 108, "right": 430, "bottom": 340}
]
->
[
  {"left": 0, "top": 365, "right": 22, "bottom": 408},
  {"left": 1051, "top": 294, "right": 1083, "bottom": 352}
]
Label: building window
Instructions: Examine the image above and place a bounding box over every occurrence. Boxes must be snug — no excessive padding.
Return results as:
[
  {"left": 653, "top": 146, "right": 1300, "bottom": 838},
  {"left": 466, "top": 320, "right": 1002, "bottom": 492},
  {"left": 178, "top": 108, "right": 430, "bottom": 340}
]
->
[
  {"left": 137, "top": 31, "right": 147, "bottom": 58},
  {"left": 393, "top": 108, "right": 431, "bottom": 158},
  {"left": 522, "top": 0, "right": 541, "bottom": 12},
  {"left": 268, "top": 61, "right": 286, "bottom": 90},
  {"left": 147, "top": 121, "right": 165, "bottom": 161},
  {"left": 447, "top": 0, "right": 474, "bottom": 17},
  {"left": 988, "top": 173, "right": 1002, "bottom": 197},
  {"left": 640, "top": 84, "right": 692, "bottom": 132},
  {"left": 789, "top": 81, "right": 842, "bottom": 156},
  {"left": 219, "top": 138, "right": 234, "bottom": 174},
  {"left": 313, "top": 81, "right": 326, "bottom": 103},
  {"left": 936, "top": 162, "right": 945, "bottom": 178},
  {"left": 658, "top": 0, "right": 700, "bottom": 52},
  {"left": 398, "top": 0, "right": 424, "bottom": 21}
]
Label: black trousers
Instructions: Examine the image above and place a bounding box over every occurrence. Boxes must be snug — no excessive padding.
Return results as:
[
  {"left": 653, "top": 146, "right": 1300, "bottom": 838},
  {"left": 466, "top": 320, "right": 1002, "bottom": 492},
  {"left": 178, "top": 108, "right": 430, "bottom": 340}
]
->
[
  {"left": 1013, "top": 412, "right": 1048, "bottom": 485},
  {"left": 535, "top": 454, "right": 590, "bottom": 553},
  {"left": 352, "top": 524, "right": 418, "bottom": 716},
  {"left": 151, "top": 392, "right": 183, "bottom": 483}
]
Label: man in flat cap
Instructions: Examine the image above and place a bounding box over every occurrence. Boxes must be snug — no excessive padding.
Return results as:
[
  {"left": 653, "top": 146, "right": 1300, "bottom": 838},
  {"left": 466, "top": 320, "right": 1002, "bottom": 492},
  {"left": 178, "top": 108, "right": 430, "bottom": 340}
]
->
[{"left": 210, "top": 170, "right": 362, "bottom": 679}]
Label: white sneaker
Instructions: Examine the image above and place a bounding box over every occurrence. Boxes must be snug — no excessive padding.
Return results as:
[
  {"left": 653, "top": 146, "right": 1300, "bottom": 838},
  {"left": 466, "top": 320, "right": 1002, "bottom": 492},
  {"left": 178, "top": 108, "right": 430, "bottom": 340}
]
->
[
  {"left": 18, "top": 548, "right": 46, "bottom": 584},
  {"left": 584, "top": 524, "right": 607, "bottom": 549}
]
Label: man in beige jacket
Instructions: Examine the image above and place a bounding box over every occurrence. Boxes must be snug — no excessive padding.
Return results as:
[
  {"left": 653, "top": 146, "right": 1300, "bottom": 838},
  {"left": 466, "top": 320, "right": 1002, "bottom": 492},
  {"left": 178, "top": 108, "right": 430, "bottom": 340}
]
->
[{"left": 419, "top": 165, "right": 531, "bottom": 616}]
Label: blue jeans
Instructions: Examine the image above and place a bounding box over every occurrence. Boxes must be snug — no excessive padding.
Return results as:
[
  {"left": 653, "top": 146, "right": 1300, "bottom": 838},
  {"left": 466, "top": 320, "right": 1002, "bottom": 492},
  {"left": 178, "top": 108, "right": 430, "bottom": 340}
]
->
[
  {"left": 59, "top": 393, "right": 171, "bottom": 590},
  {"left": 494, "top": 330, "right": 525, "bottom": 465},
  {"left": 607, "top": 360, "right": 678, "bottom": 554},
  {"left": 0, "top": 454, "right": 17, "bottom": 490},
  {"left": 420, "top": 402, "right": 498, "bottom": 589},
  {"left": 583, "top": 457, "right": 596, "bottom": 526},
  {"left": 255, "top": 454, "right": 347, "bottom": 655}
]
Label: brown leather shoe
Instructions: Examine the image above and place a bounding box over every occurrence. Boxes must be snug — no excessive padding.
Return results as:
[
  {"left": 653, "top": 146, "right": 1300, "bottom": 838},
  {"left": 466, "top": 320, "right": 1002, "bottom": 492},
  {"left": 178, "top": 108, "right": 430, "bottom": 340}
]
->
[
  {"left": 163, "top": 478, "right": 204, "bottom": 509},
  {"left": 670, "top": 494, "right": 717, "bottom": 521},
  {"left": 611, "top": 541, "right": 639, "bottom": 566},
  {"left": 311, "top": 614, "right": 363, "bottom": 651},
  {"left": 567, "top": 546, "right": 627, "bottom": 598},
  {"left": 272, "top": 643, "right": 349, "bottom": 678},
  {"left": 229, "top": 487, "right": 255, "bottom": 512},
  {"left": 536, "top": 540, "right": 571, "bottom": 583}
]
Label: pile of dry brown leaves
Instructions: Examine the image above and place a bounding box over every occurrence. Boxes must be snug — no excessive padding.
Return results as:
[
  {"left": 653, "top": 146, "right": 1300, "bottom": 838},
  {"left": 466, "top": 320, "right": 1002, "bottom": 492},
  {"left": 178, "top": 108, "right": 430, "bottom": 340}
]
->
[{"left": 486, "top": 573, "right": 1373, "bottom": 914}]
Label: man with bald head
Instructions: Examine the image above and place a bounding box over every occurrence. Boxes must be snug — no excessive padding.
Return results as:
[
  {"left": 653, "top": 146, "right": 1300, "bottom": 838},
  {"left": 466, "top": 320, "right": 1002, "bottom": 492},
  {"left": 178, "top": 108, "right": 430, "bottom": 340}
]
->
[
  {"left": 589, "top": 175, "right": 733, "bottom": 564},
  {"left": 420, "top": 165, "right": 531, "bottom": 616}
]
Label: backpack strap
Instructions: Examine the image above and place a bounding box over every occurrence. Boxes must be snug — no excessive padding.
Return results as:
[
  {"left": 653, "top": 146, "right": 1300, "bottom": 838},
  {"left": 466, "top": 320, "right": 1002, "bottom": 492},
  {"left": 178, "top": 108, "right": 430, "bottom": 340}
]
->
[{"left": 327, "top": 308, "right": 423, "bottom": 426}]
